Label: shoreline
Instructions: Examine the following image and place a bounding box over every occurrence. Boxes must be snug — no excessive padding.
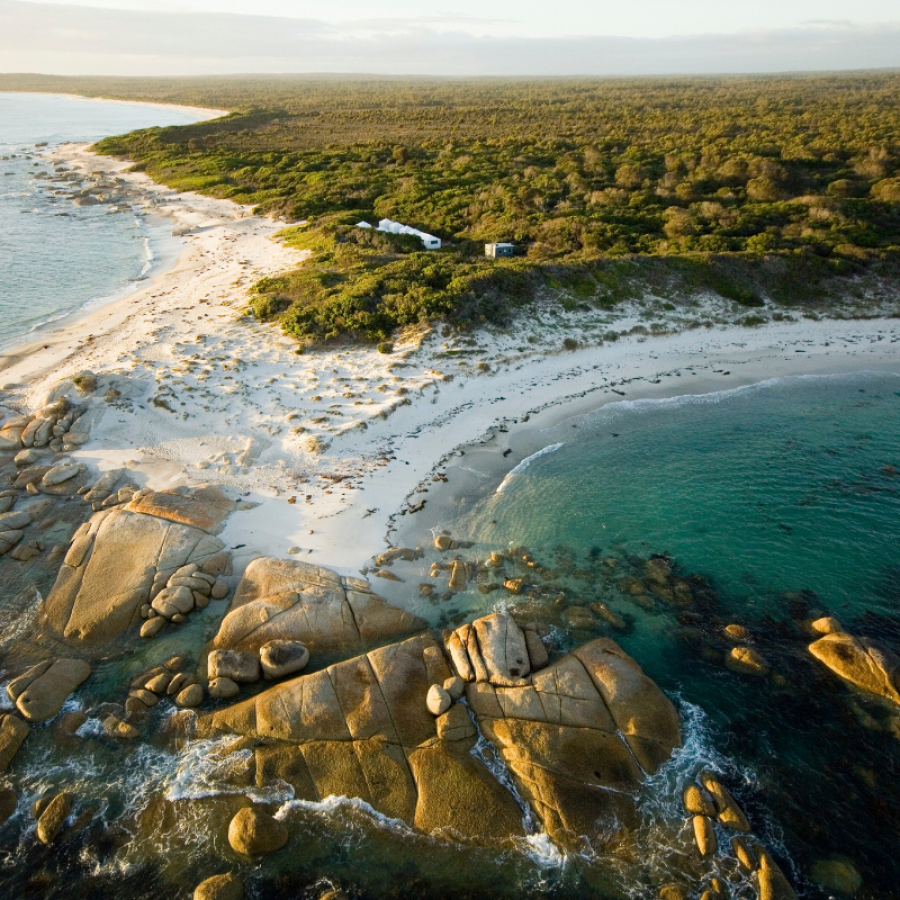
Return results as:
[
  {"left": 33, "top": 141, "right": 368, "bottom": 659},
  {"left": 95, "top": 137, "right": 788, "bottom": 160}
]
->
[
  {"left": 0, "top": 92, "right": 228, "bottom": 359},
  {"left": 0, "top": 198, "right": 185, "bottom": 359},
  {"left": 0, "top": 145, "right": 898, "bottom": 592},
  {"left": 0, "top": 90, "right": 229, "bottom": 120},
  {"left": 391, "top": 356, "right": 900, "bottom": 560}
]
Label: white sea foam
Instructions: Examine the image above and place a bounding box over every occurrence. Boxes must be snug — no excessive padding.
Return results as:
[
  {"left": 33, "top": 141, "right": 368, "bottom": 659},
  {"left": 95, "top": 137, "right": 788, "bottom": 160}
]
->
[
  {"left": 496, "top": 442, "right": 565, "bottom": 493},
  {"left": 569, "top": 368, "right": 900, "bottom": 433},
  {"left": 517, "top": 832, "right": 569, "bottom": 869},
  {"left": 276, "top": 794, "right": 417, "bottom": 839}
]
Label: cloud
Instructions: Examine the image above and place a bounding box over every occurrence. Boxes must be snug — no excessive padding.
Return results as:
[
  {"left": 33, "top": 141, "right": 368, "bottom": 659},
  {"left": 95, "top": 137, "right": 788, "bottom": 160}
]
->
[{"left": 0, "top": 0, "right": 898, "bottom": 75}]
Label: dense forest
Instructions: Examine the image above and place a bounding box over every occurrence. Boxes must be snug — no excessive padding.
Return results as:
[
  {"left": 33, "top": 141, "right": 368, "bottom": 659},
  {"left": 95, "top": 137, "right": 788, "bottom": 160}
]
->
[{"left": 6, "top": 73, "right": 900, "bottom": 344}]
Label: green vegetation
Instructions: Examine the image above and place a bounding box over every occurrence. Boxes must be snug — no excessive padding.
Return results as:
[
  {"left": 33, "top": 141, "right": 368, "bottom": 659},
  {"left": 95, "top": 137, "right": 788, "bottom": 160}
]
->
[
  {"left": 246, "top": 214, "right": 536, "bottom": 343},
  {"left": 6, "top": 72, "right": 899, "bottom": 344}
]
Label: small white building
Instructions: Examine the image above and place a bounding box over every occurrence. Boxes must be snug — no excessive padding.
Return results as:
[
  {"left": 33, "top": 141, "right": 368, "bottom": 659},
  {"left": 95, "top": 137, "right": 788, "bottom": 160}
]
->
[
  {"left": 357, "top": 218, "right": 441, "bottom": 250},
  {"left": 485, "top": 242, "right": 515, "bottom": 258}
]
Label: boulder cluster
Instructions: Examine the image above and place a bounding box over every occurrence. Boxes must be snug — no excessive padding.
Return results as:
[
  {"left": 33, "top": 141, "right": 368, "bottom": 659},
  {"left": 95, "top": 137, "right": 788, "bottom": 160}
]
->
[
  {"left": 141, "top": 562, "right": 231, "bottom": 638},
  {"left": 42, "top": 485, "right": 235, "bottom": 648},
  {"left": 0, "top": 397, "right": 90, "bottom": 454},
  {"left": 199, "top": 559, "right": 682, "bottom": 852},
  {"left": 680, "top": 772, "right": 797, "bottom": 900}
]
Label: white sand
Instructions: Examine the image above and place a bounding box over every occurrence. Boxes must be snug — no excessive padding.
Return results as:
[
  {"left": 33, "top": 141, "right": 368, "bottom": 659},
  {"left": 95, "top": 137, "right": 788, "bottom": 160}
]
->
[{"left": 2, "top": 145, "right": 899, "bottom": 579}]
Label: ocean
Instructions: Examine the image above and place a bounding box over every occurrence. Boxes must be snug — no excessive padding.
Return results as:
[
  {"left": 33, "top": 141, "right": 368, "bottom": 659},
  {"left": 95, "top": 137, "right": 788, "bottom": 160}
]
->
[
  {"left": 420, "top": 369, "right": 900, "bottom": 897},
  {"left": 0, "top": 92, "right": 210, "bottom": 352}
]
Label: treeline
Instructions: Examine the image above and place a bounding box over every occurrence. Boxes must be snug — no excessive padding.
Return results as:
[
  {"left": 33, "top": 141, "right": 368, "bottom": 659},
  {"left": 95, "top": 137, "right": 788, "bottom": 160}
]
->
[{"left": 8, "top": 73, "right": 899, "bottom": 343}]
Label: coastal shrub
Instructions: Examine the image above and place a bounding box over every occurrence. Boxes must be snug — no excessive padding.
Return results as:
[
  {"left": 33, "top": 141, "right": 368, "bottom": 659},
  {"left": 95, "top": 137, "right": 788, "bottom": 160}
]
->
[
  {"left": 377, "top": 342, "right": 394, "bottom": 354},
  {"left": 871, "top": 178, "right": 900, "bottom": 203},
  {"left": 66, "top": 71, "right": 900, "bottom": 342}
]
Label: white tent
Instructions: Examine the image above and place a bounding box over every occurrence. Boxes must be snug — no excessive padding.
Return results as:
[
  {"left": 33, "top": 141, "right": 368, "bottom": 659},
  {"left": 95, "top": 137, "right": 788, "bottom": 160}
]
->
[{"left": 374, "top": 218, "right": 441, "bottom": 250}]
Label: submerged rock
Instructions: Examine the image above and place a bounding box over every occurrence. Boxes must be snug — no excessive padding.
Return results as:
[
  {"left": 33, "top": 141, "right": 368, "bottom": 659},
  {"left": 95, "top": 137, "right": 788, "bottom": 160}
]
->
[
  {"left": 658, "top": 886, "right": 689, "bottom": 900},
  {"left": 810, "top": 856, "right": 862, "bottom": 895}
]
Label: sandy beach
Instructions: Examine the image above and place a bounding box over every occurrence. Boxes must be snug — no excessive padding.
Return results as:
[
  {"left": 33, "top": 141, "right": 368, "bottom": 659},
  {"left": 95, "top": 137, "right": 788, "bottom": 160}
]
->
[{"left": 2, "top": 143, "right": 899, "bottom": 584}]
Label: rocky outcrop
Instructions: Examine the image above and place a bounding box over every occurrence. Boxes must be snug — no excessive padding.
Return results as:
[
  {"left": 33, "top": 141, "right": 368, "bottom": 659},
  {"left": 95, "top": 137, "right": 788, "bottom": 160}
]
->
[
  {"left": 36, "top": 792, "right": 72, "bottom": 844},
  {"left": 465, "top": 634, "right": 681, "bottom": 843},
  {"left": 227, "top": 807, "right": 287, "bottom": 855},
  {"left": 198, "top": 611, "right": 681, "bottom": 850},
  {"left": 0, "top": 400, "right": 82, "bottom": 453},
  {"left": 808, "top": 631, "right": 900, "bottom": 705},
  {"left": 8, "top": 659, "right": 91, "bottom": 722},
  {"left": 0, "top": 712, "right": 30, "bottom": 771},
  {"left": 194, "top": 874, "right": 244, "bottom": 900},
  {"left": 259, "top": 640, "right": 309, "bottom": 679},
  {"left": 41, "top": 487, "right": 232, "bottom": 650},
  {"left": 211, "top": 558, "right": 425, "bottom": 658},
  {"left": 444, "top": 612, "right": 532, "bottom": 685}
]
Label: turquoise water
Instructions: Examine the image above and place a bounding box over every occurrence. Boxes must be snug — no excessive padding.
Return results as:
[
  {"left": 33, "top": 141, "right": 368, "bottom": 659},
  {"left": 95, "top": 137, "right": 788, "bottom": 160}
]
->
[
  {"left": 465, "top": 371, "right": 900, "bottom": 629},
  {"left": 440, "top": 369, "right": 900, "bottom": 895},
  {"left": 0, "top": 93, "right": 210, "bottom": 350}
]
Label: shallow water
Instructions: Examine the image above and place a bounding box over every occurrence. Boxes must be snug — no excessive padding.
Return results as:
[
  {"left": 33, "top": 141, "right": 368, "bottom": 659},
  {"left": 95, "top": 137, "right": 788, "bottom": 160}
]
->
[
  {"left": 0, "top": 93, "right": 208, "bottom": 351},
  {"left": 420, "top": 369, "right": 900, "bottom": 896}
]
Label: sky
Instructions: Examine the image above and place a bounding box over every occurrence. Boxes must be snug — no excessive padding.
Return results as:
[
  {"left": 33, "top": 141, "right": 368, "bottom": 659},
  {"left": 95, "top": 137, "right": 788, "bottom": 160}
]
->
[{"left": 1, "top": 0, "right": 899, "bottom": 76}]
